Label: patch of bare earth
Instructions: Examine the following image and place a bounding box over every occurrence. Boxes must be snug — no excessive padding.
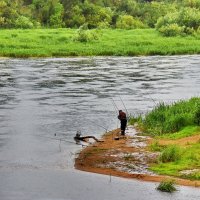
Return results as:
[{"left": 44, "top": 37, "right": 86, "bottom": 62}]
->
[{"left": 75, "top": 126, "right": 200, "bottom": 187}]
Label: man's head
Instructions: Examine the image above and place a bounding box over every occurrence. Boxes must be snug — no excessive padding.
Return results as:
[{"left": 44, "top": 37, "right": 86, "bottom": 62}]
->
[{"left": 119, "top": 110, "right": 122, "bottom": 113}]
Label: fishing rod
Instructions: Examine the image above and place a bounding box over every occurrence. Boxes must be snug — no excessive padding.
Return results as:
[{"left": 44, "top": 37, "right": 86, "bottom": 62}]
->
[
  {"left": 87, "top": 119, "right": 109, "bottom": 132},
  {"left": 111, "top": 98, "right": 119, "bottom": 114},
  {"left": 147, "top": 94, "right": 157, "bottom": 105},
  {"left": 119, "top": 96, "right": 129, "bottom": 119},
  {"left": 37, "top": 135, "right": 77, "bottom": 145}
]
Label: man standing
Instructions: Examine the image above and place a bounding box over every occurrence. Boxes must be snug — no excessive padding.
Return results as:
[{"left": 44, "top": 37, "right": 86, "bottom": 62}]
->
[{"left": 118, "top": 110, "right": 127, "bottom": 135}]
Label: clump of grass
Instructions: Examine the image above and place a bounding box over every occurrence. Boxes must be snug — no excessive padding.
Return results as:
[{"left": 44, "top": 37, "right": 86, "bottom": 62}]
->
[
  {"left": 150, "top": 140, "right": 164, "bottom": 152},
  {"left": 159, "top": 145, "right": 181, "bottom": 163},
  {"left": 157, "top": 179, "right": 177, "bottom": 192},
  {"left": 181, "top": 171, "right": 200, "bottom": 180},
  {"left": 140, "top": 97, "right": 200, "bottom": 135}
]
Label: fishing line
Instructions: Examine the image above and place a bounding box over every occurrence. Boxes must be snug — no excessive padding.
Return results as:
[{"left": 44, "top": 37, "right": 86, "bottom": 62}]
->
[{"left": 119, "top": 96, "right": 129, "bottom": 119}]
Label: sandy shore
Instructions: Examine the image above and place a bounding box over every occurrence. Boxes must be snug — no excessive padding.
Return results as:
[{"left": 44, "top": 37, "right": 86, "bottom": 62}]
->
[{"left": 75, "top": 126, "right": 200, "bottom": 188}]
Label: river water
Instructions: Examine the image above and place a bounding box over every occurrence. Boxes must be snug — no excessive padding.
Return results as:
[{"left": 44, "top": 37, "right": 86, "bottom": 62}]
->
[{"left": 0, "top": 56, "right": 200, "bottom": 200}]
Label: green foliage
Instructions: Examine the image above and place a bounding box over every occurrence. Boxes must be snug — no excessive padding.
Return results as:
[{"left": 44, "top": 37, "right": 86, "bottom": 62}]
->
[
  {"left": 183, "top": 0, "right": 200, "bottom": 9},
  {"left": 158, "top": 23, "right": 184, "bottom": 37},
  {"left": 157, "top": 180, "right": 177, "bottom": 192},
  {"left": 151, "top": 143, "right": 200, "bottom": 180},
  {"left": 0, "top": 0, "right": 199, "bottom": 30},
  {"left": 150, "top": 140, "right": 164, "bottom": 152},
  {"left": 15, "top": 16, "right": 34, "bottom": 28},
  {"left": 116, "top": 15, "right": 145, "bottom": 29},
  {"left": 49, "top": 1, "right": 64, "bottom": 28},
  {"left": 141, "top": 2, "right": 176, "bottom": 28},
  {"left": 159, "top": 145, "right": 182, "bottom": 163},
  {"left": 156, "top": 7, "right": 200, "bottom": 36},
  {"left": 194, "top": 102, "right": 200, "bottom": 125},
  {"left": 142, "top": 97, "right": 200, "bottom": 135},
  {"left": 73, "top": 25, "right": 102, "bottom": 42}
]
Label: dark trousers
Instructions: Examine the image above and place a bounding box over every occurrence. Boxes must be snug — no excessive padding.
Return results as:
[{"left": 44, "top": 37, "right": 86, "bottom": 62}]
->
[{"left": 120, "top": 119, "right": 127, "bottom": 135}]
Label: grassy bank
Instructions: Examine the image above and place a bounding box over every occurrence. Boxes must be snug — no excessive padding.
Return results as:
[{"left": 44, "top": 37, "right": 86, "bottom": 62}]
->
[
  {"left": 131, "top": 97, "right": 200, "bottom": 181},
  {"left": 0, "top": 28, "right": 200, "bottom": 57}
]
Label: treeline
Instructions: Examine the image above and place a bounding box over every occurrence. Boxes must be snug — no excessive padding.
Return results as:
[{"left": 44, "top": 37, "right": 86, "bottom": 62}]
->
[{"left": 0, "top": 0, "right": 200, "bottom": 36}]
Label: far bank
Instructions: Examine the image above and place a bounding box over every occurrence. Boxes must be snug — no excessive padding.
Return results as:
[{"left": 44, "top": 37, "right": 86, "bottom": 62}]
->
[{"left": 0, "top": 29, "right": 200, "bottom": 58}]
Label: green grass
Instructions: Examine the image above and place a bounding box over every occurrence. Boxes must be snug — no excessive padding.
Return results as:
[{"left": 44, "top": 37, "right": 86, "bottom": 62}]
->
[
  {"left": 139, "top": 97, "right": 200, "bottom": 135},
  {"left": 137, "top": 98, "right": 200, "bottom": 180},
  {"left": 159, "top": 126, "right": 200, "bottom": 140},
  {"left": 0, "top": 28, "right": 200, "bottom": 57},
  {"left": 159, "top": 145, "right": 182, "bottom": 163},
  {"left": 150, "top": 143, "right": 200, "bottom": 180},
  {"left": 157, "top": 180, "right": 177, "bottom": 193}
]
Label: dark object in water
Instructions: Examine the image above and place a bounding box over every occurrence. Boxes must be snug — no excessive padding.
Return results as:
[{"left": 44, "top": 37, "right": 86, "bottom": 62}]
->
[{"left": 74, "top": 131, "right": 103, "bottom": 144}]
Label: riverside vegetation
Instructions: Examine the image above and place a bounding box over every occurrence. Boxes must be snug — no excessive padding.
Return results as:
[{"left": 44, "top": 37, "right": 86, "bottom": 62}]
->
[
  {"left": 1, "top": 0, "right": 200, "bottom": 57},
  {"left": 130, "top": 97, "right": 200, "bottom": 181},
  {"left": 0, "top": 28, "right": 200, "bottom": 57}
]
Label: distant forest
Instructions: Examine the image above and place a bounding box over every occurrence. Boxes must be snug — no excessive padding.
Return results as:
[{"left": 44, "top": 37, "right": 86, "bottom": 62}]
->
[{"left": 0, "top": 0, "right": 200, "bottom": 35}]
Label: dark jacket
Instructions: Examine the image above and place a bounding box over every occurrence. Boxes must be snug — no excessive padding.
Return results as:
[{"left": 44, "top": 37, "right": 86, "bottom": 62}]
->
[{"left": 118, "top": 111, "right": 127, "bottom": 120}]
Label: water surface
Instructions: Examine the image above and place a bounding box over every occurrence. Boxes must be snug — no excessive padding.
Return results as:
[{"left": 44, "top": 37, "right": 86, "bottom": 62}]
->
[{"left": 0, "top": 56, "right": 200, "bottom": 199}]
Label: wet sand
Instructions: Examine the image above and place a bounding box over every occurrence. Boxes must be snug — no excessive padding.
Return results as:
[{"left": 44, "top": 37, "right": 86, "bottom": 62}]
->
[{"left": 75, "top": 126, "right": 200, "bottom": 188}]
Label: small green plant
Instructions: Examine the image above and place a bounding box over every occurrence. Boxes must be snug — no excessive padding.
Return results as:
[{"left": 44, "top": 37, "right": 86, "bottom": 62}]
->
[
  {"left": 116, "top": 15, "right": 146, "bottom": 29},
  {"left": 158, "top": 24, "right": 184, "bottom": 37},
  {"left": 150, "top": 140, "right": 163, "bottom": 152},
  {"left": 73, "top": 24, "right": 101, "bottom": 42},
  {"left": 159, "top": 145, "right": 181, "bottom": 163},
  {"left": 157, "top": 179, "right": 177, "bottom": 192}
]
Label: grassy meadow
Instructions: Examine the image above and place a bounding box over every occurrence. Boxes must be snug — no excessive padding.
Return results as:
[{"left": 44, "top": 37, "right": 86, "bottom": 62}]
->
[
  {"left": 0, "top": 28, "right": 200, "bottom": 57},
  {"left": 131, "top": 97, "right": 200, "bottom": 180}
]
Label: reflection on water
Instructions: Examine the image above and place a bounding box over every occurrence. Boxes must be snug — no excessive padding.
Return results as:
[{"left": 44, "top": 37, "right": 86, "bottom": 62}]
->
[{"left": 0, "top": 56, "right": 200, "bottom": 170}]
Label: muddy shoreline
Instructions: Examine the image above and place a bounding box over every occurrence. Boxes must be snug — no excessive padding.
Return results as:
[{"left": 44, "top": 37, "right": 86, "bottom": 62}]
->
[{"left": 75, "top": 126, "right": 200, "bottom": 188}]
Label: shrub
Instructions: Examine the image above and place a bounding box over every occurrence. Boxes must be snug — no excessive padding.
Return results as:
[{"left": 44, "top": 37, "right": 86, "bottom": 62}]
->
[
  {"left": 150, "top": 140, "right": 163, "bottom": 152},
  {"left": 73, "top": 24, "right": 101, "bottom": 42},
  {"left": 156, "top": 7, "right": 200, "bottom": 36},
  {"left": 194, "top": 103, "right": 200, "bottom": 125},
  {"left": 165, "top": 115, "right": 187, "bottom": 132},
  {"left": 15, "top": 16, "right": 34, "bottom": 29},
  {"left": 159, "top": 145, "right": 181, "bottom": 163},
  {"left": 157, "top": 179, "right": 177, "bottom": 192},
  {"left": 116, "top": 15, "right": 145, "bottom": 29},
  {"left": 141, "top": 98, "right": 200, "bottom": 135},
  {"left": 158, "top": 24, "right": 185, "bottom": 36}
]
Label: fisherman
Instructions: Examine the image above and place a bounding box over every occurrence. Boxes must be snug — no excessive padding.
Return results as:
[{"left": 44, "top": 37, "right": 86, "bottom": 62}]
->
[{"left": 118, "top": 110, "right": 127, "bottom": 135}]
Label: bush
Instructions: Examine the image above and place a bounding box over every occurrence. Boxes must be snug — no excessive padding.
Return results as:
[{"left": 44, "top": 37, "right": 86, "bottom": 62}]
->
[
  {"left": 73, "top": 24, "right": 101, "bottom": 42},
  {"left": 159, "top": 145, "right": 181, "bottom": 163},
  {"left": 15, "top": 16, "right": 34, "bottom": 29},
  {"left": 157, "top": 179, "right": 177, "bottom": 192},
  {"left": 158, "top": 24, "right": 185, "bottom": 36},
  {"left": 156, "top": 7, "right": 200, "bottom": 36},
  {"left": 116, "top": 15, "right": 146, "bottom": 29},
  {"left": 194, "top": 103, "right": 200, "bottom": 125},
  {"left": 141, "top": 98, "right": 200, "bottom": 135},
  {"left": 165, "top": 115, "right": 187, "bottom": 132}
]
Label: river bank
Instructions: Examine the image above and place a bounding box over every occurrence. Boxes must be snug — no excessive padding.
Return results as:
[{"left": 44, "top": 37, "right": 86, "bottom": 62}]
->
[
  {"left": 75, "top": 126, "right": 200, "bottom": 188},
  {"left": 0, "top": 29, "right": 200, "bottom": 57}
]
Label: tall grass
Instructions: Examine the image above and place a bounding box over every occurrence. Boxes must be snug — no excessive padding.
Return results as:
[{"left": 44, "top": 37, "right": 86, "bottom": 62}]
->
[
  {"left": 150, "top": 143, "right": 200, "bottom": 179},
  {"left": 0, "top": 29, "right": 200, "bottom": 57},
  {"left": 157, "top": 180, "right": 177, "bottom": 193},
  {"left": 159, "top": 145, "right": 182, "bottom": 163},
  {"left": 142, "top": 97, "right": 200, "bottom": 135}
]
